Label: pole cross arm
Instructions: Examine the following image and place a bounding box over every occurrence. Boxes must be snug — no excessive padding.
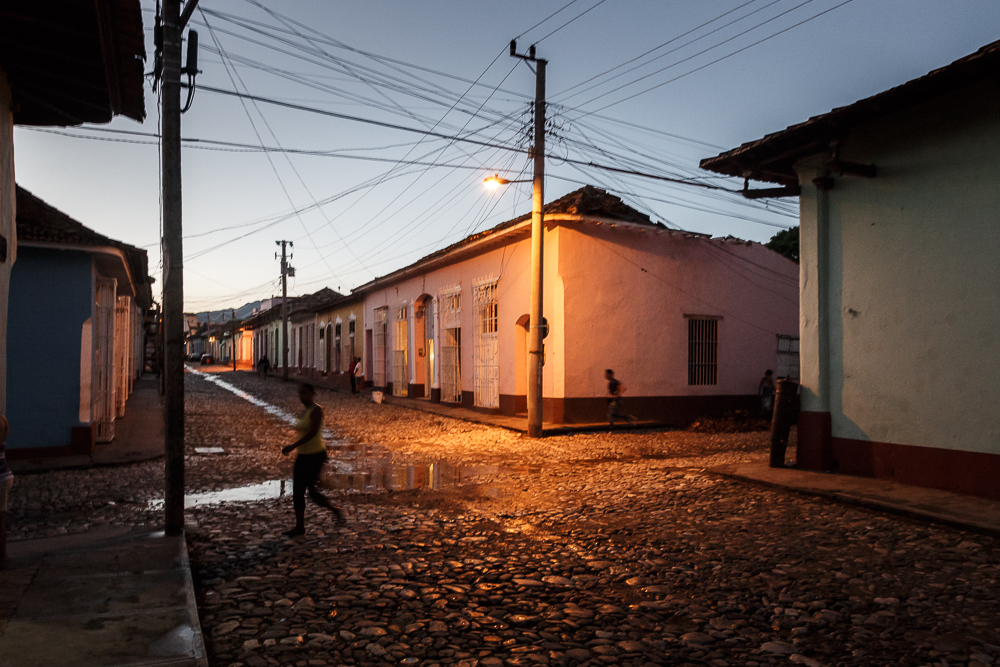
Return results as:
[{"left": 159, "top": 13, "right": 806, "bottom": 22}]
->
[{"left": 179, "top": 0, "right": 200, "bottom": 29}]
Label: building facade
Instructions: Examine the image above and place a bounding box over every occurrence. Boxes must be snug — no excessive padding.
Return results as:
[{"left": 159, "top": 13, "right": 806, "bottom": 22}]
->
[
  {"left": 701, "top": 40, "right": 1000, "bottom": 500},
  {"left": 6, "top": 188, "right": 151, "bottom": 456},
  {"left": 357, "top": 187, "right": 798, "bottom": 424}
]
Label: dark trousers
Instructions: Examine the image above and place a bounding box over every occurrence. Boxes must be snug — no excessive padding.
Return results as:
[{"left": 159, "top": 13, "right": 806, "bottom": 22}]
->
[
  {"left": 293, "top": 451, "right": 330, "bottom": 512},
  {"left": 350, "top": 374, "right": 357, "bottom": 393}
]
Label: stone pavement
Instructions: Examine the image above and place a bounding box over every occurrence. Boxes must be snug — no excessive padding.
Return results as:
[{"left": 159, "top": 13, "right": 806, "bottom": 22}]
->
[
  {"left": 708, "top": 461, "right": 1000, "bottom": 537},
  {"left": 10, "top": 374, "right": 166, "bottom": 473},
  {"left": 0, "top": 528, "right": 207, "bottom": 667},
  {"left": 378, "top": 394, "right": 667, "bottom": 436}
]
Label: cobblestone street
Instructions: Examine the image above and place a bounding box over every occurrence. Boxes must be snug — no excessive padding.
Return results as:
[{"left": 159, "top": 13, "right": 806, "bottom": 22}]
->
[{"left": 6, "top": 369, "right": 999, "bottom": 667}]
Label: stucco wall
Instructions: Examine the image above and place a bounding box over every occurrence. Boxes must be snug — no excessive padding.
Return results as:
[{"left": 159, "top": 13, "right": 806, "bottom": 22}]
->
[
  {"left": 316, "top": 300, "right": 364, "bottom": 374},
  {"left": 0, "top": 68, "right": 14, "bottom": 417},
  {"left": 558, "top": 225, "right": 799, "bottom": 400},
  {"left": 7, "top": 247, "right": 95, "bottom": 449},
  {"left": 797, "top": 80, "right": 1000, "bottom": 456},
  {"left": 361, "top": 228, "right": 547, "bottom": 399}
]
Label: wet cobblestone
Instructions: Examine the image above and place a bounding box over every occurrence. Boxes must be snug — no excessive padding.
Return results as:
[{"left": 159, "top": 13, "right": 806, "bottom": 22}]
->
[{"left": 6, "top": 369, "right": 999, "bottom": 666}]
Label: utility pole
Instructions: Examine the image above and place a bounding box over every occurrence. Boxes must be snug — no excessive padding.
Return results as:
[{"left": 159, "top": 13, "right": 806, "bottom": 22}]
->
[
  {"left": 511, "top": 41, "right": 546, "bottom": 438},
  {"left": 160, "top": 0, "right": 184, "bottom": 536},
  {"left": 276, "top": 241, "right": 293, "bottom": 381},
  {"left": 158, "top": 0, "right": 198, "bottom": 536},
  {"left": 231, "top": 309, "right": 237, "bottom": 372}
]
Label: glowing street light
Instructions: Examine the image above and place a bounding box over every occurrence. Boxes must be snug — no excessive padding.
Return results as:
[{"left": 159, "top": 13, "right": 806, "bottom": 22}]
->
[{"left": 484, "top": 174, "right": 529, "bottom": 190}]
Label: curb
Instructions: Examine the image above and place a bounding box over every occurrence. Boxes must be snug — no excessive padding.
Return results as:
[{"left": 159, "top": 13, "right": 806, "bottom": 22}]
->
[{"left": 707, "top": 469, "right": 1000, "bottom": 538}]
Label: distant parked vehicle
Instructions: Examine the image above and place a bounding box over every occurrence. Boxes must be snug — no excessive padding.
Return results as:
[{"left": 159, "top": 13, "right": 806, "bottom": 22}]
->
[
  {"left": 200, "top": 354, "right": 213, "bottom": 365},
  {"left": 187, "top": 353, "right": 200, "bottom": 362}
]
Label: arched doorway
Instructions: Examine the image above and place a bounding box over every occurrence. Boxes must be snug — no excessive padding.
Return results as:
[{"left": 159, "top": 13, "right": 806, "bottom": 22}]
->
[
  {"left": 325, "top": 323, "right": 332, "bottom": 374},
  {"left": 414, "top": 294, "right": 433, "bottom": 398}
]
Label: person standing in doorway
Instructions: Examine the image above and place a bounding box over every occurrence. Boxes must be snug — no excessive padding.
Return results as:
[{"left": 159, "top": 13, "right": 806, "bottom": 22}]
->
[
  {"left": 281, "top": 383, "right": 346, "bottom": 536},
  {"left": 759, "top": 370, "right": 777, "bottom": 417},
  {"left": 350, "top": 357, "right": 361, "bottom": 394},
  {"left": 605, "top": 369, "right": 635, "bottom": 429},
  {"left": 0, "top": 416, "right": 12, "bottom": 568}
]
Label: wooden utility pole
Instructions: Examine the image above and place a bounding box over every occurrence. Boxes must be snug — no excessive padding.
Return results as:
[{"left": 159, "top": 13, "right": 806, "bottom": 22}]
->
[
  {"left": 231, "top": 309, "right": 237, "bottom": 372},
  {"left": 159, "top": 0, "right": 198, "bottom": 536},
  {"left": 276, "top": 241, "right": 292, "bottom": 380},
  {"left": 511, "top": 41, "right": 546, "bottom": 438},
  {"left": 161, "top": 0, "right": 184, "bottom": 536}
]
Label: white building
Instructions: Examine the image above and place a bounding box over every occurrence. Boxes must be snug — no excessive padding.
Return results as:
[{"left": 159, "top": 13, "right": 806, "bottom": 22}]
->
[{"left": 701, "top": 40, "right": 1000, "bottom": 500}]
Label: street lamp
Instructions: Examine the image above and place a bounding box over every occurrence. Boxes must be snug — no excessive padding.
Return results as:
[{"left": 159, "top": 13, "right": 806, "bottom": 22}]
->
[{"left": 483, "top": 174, "right": 529, "bottom": 190}]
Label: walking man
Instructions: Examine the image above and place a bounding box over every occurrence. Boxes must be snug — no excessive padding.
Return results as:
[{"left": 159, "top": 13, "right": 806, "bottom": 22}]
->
[
  {"left": 350, "top": 357, "right": 361, "bottom": 394},
  {"left": 758, "top": 369, "right": 776, "bottom": 416},
  {"left": 605, "top": 369, "right": 635, "bottom": 429}
]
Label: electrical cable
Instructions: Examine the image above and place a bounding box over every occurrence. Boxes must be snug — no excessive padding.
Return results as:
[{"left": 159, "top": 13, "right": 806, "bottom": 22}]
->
[{"left": 574, "top": 0, "right": 858, "bottom": 116}]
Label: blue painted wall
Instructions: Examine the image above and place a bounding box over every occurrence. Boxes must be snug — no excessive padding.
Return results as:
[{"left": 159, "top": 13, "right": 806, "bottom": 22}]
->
[{"left": 6, "top": 247, "right": 94, "bottom": 449}]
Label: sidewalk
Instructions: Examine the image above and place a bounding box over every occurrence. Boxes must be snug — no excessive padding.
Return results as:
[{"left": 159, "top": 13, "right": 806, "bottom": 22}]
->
[
  {"left": 0, "top": 528, "right": 207, "bottom": 667},
  {"left": 378, "top": 393, "right": 671, "bottom": 435},
  {"left": 708, "top": 461, "right": 1000, "bottom": 537},
  {"left": 11, "top": 374, "right": 165, "bottom": 473}
]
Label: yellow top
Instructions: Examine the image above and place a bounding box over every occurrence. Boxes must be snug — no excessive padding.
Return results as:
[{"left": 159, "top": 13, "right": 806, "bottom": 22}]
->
[{"left": 294, "top": 404, "right": 326, "bottom": 455}]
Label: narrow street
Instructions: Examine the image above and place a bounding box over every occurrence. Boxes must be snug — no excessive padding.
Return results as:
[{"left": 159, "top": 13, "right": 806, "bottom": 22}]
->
[{"left": 7, "top": 370, "right": 999, "bottom": 667}]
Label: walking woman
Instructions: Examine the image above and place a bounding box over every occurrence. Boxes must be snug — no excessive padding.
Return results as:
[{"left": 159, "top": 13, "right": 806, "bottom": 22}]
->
[{"left": 281, "top": 383, "right": 345, "bottom": 536}]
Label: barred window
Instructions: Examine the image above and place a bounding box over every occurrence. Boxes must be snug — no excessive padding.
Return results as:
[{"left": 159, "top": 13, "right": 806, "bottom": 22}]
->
[{"left": 687, "top": 317, "right": 719, "bottom": 385}]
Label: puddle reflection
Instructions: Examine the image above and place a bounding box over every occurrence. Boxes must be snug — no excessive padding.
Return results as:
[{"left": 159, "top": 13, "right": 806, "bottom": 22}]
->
[
  {"left": 323, "top": 461, "right": 539, "bottom": 491},
  {"left": 148, "top": 460, "right": 539, "bottom": 509},
  {"left": 147, "top": 479, "right": 291, "bottom": 510}
]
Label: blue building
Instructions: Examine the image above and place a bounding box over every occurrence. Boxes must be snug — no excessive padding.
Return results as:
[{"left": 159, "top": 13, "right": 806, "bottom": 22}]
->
[{"left": 6, "top": 187, "right": 152, "bottom": 458}]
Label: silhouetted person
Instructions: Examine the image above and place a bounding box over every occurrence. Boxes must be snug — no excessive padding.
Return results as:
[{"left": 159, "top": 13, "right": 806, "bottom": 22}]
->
[
  {"left": 257, "top": 355, "right": 270, "bottom": 378},
  {"left": 281, "top": 383, "right": 346, "bottom": 536},
  {"left": 350, "top": 357, "right": 361, "bottom": 393},
  {"left": 759, "top": 369, "right": 776, "bottom": 416},
  {"left": 605, "top": 369, "right": 635, "bottom": 429}
]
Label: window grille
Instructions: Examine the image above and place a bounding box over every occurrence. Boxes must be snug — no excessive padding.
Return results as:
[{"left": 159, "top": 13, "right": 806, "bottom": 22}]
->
[
  {"left": 439, "top": 291, "right": 462, "bottom": 403},
  {"left": 114, "top": 296, "right": 131, "bottom": 418},
  {"left": 334, "top": 323, "right": 342, "bottom": 372},
  {"left": 347, "top": 319, "right": 356, "bottom": 371},
  {"left": 393, "top": 305, "right": 409, "bottom": 397},
  {"left": 347, "top": 320, "right": 358, "bottom": 370},
  {"left": 473, "top": 281, "right": 499, "bottom": 408},
  {"left": 687, "top": 317, "right": 719, "bottom": 385},
  {"left": 776, "top": 334, "right": 800, "bottom": 381},
  {"left": 373, "top": 307, "right": 388, "bottom": 387},
  {"left": 94, "top": 278, "right": 117, "bottom": 442}
]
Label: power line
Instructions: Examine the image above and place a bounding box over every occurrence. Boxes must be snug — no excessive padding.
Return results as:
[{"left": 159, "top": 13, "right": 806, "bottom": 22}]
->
[
  {"left": 575, "top": 0, "right": 857, "bottom": 115},
  {"left": 552, "top": 0, "right": 771, "bottom": 100},
  {"left": 534, "top": 0, "right": 611, "bottom": 44},
  {"left": 514, "top": 0, "right": 584, "bottom": 40}
]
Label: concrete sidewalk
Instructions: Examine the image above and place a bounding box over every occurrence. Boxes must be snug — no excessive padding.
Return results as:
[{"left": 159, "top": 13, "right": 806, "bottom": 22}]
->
[
  {"left": 11, "top": 374, "right": 165, "bottom": 473},
  {"left": 0, "top": 528, "right": 207, "bottom": 667},
  {"left": 709, "top": 461, "right": 1000, "bottom": 537}
]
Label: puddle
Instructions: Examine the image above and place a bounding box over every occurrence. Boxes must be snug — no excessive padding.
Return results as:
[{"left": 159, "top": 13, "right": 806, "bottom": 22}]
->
[
  {"left": 187, "top": 367, "right": 343, "bottom": 442},
  {"left": 147, "top": 460, "right": 540, "bottom": 509},
  {"left": 147, "top": 479, "right": 291, "bottom": 510},
  {"left": 187, "top": 368, "right": 298, "bottom": 425},
  {"left": 323, "top": 461, "right": 540, "bottom": 492}
]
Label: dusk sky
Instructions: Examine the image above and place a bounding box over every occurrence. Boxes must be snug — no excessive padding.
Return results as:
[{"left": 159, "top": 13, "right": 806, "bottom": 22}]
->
[{"left": 12, "top": 0, "right": 1000, "bottom": 313}]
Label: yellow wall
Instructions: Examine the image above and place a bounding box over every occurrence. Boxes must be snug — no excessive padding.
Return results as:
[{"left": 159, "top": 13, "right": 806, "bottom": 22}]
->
[{"left": 315, "top": 299, "right": 364, "bottom": 374}]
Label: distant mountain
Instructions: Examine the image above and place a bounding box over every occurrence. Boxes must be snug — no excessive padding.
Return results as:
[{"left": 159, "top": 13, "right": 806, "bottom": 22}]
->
[{"left": 197, "top": 300, "right": 264, "bottom": 324}]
